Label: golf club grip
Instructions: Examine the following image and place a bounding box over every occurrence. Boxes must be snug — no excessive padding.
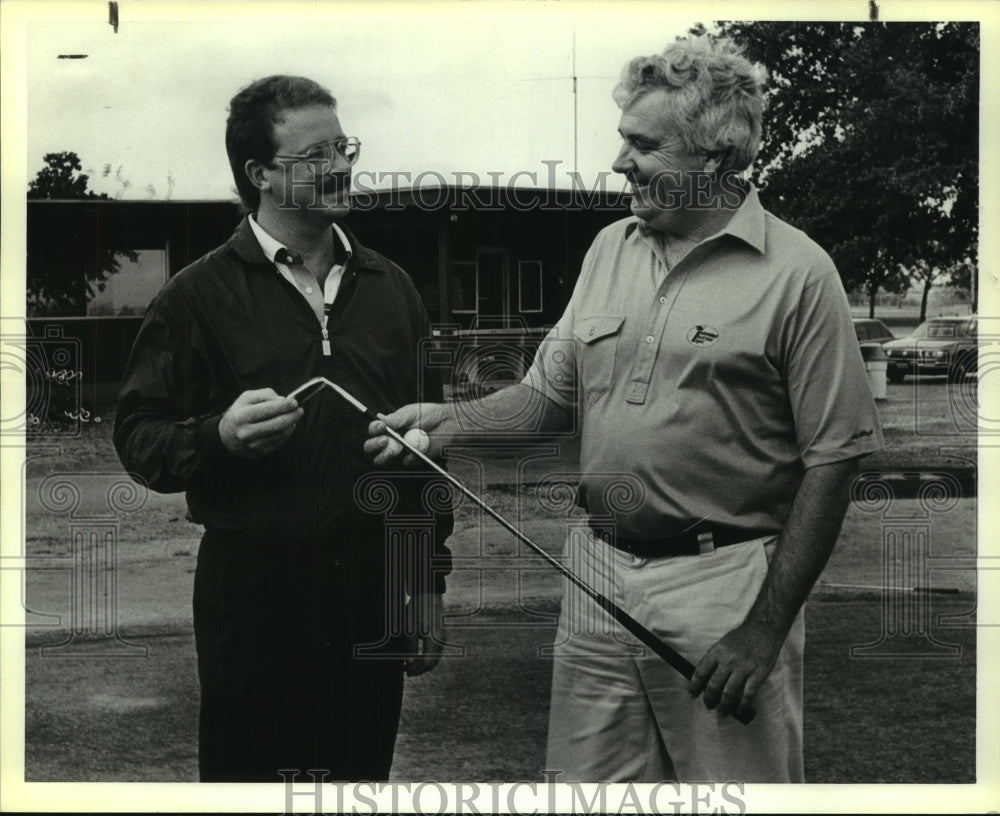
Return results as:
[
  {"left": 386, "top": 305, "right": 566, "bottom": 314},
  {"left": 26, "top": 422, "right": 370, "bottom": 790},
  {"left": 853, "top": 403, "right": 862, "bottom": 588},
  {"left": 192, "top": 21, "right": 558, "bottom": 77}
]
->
[{"left": 592, "top": 592, "right": 757, "bottom": 726}]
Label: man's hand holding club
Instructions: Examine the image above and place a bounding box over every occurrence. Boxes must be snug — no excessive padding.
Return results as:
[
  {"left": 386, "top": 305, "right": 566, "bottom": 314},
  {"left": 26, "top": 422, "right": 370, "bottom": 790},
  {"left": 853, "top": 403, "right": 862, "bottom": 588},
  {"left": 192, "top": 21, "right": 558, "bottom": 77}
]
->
[{"left": 219, "top": 388, "right": 303, "bottom": 458}]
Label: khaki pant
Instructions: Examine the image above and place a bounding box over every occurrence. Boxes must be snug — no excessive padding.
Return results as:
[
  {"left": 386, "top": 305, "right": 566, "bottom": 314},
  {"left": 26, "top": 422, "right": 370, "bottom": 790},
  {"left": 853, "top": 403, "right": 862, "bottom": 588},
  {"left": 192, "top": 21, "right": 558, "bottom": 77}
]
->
[{"left": 545, "top": 530, "right": 804, "bottom": 783}]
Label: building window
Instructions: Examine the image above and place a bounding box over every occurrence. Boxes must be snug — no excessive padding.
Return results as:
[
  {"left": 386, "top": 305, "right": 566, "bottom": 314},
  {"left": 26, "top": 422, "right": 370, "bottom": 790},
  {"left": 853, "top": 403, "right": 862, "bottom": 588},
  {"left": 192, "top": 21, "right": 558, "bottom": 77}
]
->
[
  {"left": 27, "top": 245, "right": 169, "bottom": 318},
  {"left": 518, "top": 260, "right": 543, "bottom": 313},
  {"left": 86, "top": 248, "right": 169, "bottom": 316},
  {"left": 449, "top": 261, "right": 477, "bottom": 313}
]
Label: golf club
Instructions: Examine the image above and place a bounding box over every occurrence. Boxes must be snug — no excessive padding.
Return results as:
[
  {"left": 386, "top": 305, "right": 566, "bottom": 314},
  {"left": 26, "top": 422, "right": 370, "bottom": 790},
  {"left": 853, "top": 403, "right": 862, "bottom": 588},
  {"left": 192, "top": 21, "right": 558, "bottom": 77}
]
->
[
  {"left": 821, "top": 580, "right": 959, "bottom": 594},
  {"left": 288, "top": 375, "right": 756, "bottom": 725}
]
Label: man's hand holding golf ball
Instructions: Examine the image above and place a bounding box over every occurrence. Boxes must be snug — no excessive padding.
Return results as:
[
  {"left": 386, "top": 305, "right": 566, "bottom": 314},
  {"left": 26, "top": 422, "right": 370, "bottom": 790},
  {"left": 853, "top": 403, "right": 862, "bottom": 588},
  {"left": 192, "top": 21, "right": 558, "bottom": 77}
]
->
[{"left": 365, "top": 403, "right": 453, "bottom": 467}]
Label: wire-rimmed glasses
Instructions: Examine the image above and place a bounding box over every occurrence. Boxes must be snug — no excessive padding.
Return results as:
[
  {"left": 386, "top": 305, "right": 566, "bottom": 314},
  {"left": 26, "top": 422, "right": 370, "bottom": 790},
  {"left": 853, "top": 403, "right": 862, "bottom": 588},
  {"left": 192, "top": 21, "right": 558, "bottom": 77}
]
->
[{"left": 272, "top": 137, "right": 362, "bottom": 168}]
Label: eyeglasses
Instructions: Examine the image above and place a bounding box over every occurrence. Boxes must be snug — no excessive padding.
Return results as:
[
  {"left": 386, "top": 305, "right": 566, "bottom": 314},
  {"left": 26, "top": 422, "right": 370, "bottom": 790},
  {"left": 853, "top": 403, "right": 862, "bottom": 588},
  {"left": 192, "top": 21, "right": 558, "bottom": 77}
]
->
[{"left": 272, "top": 137, "right": 362, "bottom": 167}]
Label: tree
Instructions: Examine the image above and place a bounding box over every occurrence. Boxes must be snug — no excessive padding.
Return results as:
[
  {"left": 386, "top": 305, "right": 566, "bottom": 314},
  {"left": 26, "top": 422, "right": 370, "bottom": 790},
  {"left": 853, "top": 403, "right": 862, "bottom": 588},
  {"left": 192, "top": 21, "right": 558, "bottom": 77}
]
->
[
  {"left": 948, "top": 258, "right": 979, "bottom": 314},
  {"left": 27, "top": 151, "right": 107, "bottom": 200},
  {"left": 696, "top": 22, "right": 979, "bottom": 317},
  {"left": 26, "top": 151, "right": 138, "bottom": 316},
  {"left": 909, "top": 259, "right": 945, "bottom": 323}
]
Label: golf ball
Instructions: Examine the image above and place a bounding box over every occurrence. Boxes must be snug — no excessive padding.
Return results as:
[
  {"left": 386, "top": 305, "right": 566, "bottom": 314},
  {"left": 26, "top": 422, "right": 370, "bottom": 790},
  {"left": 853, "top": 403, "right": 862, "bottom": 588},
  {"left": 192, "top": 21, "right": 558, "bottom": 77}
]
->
[{"left": 403, "top": 428, "right": 430, "bottom": 453}]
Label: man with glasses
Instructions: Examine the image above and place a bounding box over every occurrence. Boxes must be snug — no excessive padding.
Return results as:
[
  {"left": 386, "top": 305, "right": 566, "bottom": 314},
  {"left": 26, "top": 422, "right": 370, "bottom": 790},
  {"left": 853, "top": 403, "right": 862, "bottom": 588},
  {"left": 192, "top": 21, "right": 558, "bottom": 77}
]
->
[{"left": 114, "top": 75, "right": 452, "bottom": 782}]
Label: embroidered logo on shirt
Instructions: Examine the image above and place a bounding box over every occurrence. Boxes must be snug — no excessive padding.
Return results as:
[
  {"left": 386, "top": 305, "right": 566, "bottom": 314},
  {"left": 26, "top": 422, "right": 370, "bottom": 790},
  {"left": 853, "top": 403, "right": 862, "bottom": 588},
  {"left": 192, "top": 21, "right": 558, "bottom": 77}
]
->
[{"left": 686, "top": 325, "right": 720, "bottom": 347}]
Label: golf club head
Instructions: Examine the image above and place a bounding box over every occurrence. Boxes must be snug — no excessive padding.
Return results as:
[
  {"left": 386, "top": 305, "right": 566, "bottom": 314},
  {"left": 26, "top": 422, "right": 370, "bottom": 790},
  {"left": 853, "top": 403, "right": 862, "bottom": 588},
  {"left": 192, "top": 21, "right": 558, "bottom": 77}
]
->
[{"left": 287, "top": 376, "right": 330, "bottom": 405}]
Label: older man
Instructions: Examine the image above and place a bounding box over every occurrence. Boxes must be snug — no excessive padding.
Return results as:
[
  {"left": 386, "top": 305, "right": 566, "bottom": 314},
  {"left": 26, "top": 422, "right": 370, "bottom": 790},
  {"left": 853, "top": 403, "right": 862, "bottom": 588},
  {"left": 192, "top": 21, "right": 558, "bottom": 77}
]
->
[
  {"left": 114, "top": 75, "right": 452, "bottom": 782},
  {"left": 367, "top": 37, "right": 882, "bottom": 782}
]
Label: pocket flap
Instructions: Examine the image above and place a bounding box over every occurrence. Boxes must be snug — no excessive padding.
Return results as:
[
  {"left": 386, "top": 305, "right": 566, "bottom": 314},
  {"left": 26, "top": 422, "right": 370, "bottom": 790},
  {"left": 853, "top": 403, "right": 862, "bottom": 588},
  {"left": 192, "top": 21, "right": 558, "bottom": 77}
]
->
[{"left": 573, "top": 315, "right": 625, "bottom": 344}]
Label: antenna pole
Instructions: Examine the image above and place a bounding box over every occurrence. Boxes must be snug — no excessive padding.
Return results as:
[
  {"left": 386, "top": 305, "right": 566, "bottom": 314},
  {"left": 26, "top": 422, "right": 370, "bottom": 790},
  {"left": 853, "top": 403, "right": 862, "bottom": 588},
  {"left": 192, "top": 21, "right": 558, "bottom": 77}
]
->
[{"left": 572, "top": 27, "right": 578, "bottom": 177}]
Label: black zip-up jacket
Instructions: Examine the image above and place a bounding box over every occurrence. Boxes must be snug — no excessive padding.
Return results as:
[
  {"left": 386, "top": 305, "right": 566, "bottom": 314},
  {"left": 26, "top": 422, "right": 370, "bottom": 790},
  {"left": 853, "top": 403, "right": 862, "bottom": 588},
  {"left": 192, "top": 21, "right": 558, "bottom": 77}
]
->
[{"left": 114, "top": 216, "right": 452, "bottom": 590}]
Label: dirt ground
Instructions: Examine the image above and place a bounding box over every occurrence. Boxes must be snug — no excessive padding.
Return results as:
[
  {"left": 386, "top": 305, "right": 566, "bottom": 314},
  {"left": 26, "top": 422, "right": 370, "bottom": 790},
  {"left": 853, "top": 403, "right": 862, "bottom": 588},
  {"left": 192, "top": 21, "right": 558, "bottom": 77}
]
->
[{"left": 11, "top": 376, "right": 984, "bottom": 785}]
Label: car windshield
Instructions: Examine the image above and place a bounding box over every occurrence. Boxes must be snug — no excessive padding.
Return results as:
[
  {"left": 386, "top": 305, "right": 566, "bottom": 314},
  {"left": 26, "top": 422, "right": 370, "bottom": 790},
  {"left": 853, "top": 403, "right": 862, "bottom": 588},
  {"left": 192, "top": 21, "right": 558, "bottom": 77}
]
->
[
  {"left": 854, "top": 321, "right": 890, "bottom": 341},
  {"left": 910, "top": 320, "right": 974, "bottom": 339}
]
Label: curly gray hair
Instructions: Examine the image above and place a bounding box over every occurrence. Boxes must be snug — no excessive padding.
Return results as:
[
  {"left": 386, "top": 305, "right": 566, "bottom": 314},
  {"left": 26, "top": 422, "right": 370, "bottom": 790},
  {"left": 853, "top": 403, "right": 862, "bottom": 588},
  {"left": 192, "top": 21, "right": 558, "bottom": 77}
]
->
[{"left": 613, "top": 36, "right": 767, "bottom": 174}]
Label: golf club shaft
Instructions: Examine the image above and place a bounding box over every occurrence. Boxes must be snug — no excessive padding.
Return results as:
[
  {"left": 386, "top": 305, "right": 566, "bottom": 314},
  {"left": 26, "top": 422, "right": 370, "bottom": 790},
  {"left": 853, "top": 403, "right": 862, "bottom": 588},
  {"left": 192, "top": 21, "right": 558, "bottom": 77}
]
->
[
  {"left": 324, "top": 379, "right": 755, "bottom": 725},
  {"left": 822, "top": 580, "right": 959, "bottom": 594}
]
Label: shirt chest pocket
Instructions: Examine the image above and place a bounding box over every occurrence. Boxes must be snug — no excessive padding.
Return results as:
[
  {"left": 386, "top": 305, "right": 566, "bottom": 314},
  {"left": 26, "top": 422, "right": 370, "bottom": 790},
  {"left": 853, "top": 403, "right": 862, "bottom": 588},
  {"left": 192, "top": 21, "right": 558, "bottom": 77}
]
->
[{"left": 573, "top": 315, "right": 625, "bottom": 400}]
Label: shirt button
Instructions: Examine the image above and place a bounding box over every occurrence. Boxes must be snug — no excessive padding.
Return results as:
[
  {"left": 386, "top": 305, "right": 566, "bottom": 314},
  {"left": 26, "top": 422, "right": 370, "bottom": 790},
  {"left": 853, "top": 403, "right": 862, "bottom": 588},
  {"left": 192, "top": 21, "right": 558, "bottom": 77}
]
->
[
  {"left": 646, "top": 335, "right": 654, "bottom": 343},
  {"left": 305, "top": 286, "right": 314, "bottom": 294},
  {"left": 659, "top": 296, "right": 667, "bottom": 304}
]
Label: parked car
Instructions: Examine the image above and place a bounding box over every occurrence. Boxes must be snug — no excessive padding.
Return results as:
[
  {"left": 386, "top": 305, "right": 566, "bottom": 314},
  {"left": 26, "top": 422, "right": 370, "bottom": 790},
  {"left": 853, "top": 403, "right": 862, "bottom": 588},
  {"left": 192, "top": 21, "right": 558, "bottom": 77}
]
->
[
  {"left": 852, "top": 318, "right": 896, "bottom": 346},
  {"left": 883, "top": 315, "right": 978, "bottom": 383}
]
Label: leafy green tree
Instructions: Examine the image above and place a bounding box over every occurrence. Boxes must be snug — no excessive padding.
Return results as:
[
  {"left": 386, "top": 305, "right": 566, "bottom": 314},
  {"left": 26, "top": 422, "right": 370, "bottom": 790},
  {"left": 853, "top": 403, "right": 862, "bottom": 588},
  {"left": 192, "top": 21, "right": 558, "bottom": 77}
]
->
[
  {"left": 26, "top": 151, "right": 138, "bottom": 315},
  {"left": 696, "top": 22, "right": 979, "bottom": 317}
]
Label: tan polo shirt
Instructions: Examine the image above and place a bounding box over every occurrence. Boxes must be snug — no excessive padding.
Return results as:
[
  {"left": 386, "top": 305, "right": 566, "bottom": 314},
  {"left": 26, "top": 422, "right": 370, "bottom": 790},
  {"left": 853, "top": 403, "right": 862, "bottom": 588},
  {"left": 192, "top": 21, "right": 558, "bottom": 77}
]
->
[{"left": 523, "top": 185, "right": 883, "bottom": 539}]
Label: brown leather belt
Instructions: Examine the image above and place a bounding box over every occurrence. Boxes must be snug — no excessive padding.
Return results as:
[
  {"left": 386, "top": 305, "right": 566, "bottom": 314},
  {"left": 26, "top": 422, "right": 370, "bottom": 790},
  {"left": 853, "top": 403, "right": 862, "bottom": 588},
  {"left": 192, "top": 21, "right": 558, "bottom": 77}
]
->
[{"left": 587, "top": 521, "right": 771, "bottom": 558}]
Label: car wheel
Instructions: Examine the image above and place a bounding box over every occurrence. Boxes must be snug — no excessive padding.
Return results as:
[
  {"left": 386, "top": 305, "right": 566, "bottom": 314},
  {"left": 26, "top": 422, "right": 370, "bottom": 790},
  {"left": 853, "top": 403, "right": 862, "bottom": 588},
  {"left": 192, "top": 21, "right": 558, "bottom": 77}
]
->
[{"left": 887, "top": 370, "right": 906, "bottom": 384}]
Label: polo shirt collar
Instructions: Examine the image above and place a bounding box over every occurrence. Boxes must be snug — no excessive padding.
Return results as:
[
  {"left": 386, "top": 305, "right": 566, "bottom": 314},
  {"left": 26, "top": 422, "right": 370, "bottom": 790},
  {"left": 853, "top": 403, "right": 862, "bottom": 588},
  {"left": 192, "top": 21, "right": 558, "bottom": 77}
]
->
[
  {"left": 718, "top": 183, "right": 766, "bottom": 255},
  {"left": 627, "top": 182, "right": 767, "bottom": 255},
  {"left": 247, "top": 214, "right": 354, "bottom": 267}
]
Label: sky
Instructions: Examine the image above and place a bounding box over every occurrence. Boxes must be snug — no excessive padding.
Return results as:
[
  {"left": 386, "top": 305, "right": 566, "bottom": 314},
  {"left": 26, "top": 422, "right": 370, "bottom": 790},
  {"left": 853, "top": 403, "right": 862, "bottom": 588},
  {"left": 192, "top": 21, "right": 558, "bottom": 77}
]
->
[{"left": 18, "top": 2, "right": 712, "bottom": 201}]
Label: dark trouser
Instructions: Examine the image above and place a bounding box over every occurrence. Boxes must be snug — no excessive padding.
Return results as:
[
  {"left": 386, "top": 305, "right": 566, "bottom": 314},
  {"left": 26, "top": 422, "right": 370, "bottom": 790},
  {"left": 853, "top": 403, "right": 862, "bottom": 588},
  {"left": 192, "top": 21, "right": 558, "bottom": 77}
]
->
[{"left": 193, "top": 522, "right": 406, "bottom": 782}]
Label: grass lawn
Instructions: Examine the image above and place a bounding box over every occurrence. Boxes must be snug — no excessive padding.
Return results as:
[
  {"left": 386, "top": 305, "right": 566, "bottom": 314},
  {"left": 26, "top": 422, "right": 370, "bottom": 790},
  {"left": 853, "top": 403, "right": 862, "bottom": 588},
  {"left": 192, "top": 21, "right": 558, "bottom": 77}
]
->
[
  {"left": 23, "top": 596, "right": 976, "bottom": 784},
  {"left": 800, "top": 595, "right": 977, "bottom": 784}
]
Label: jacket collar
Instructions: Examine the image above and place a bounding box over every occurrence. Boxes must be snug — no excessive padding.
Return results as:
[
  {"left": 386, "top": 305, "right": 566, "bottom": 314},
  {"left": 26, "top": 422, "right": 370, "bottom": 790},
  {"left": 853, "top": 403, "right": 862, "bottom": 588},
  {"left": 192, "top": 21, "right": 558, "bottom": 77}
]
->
[{"left": 228, "top": 215, "right": 385, "bottom": 272}]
